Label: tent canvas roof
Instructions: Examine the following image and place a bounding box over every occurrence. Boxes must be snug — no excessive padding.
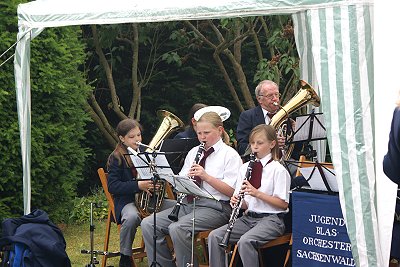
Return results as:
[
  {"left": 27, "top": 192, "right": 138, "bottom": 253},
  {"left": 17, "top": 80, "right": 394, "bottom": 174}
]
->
[{"left": 14, "top": 1, "right": 386, "bottom": 266}]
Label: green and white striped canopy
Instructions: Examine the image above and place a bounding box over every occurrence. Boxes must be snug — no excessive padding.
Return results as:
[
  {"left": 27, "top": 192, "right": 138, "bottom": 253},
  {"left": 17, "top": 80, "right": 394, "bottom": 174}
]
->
[{"left": 15, "top": 0, "right": 386, "bottom": 266}]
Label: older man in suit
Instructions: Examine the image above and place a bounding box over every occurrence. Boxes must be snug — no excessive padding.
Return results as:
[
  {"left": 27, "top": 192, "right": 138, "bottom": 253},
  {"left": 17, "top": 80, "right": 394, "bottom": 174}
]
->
[{"left": 236, "top": 80, "right": 281, "bottom": 156}]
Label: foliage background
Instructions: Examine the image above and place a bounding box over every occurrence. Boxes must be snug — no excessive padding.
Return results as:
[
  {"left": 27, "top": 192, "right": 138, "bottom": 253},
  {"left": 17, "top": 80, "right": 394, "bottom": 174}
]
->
[
  {"left": 0, "top": 1, "right": 299, "bottom": 224},
  {"left": 0, "top": 0, "right": 90, "bottom": 223}
]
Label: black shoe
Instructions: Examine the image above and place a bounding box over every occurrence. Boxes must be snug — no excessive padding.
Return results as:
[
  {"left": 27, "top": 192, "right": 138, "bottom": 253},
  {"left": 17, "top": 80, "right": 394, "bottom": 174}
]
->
[{"left": 119, "top": 254, "right": 133, "bottom": 267}]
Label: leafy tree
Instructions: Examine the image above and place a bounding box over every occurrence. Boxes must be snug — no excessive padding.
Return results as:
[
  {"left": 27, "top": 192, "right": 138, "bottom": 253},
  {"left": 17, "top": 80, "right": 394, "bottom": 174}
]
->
[
  {"left": 183, "top": 16, "right": 300, "bottom": 111},
  {"left": 0, "top": 0, "right": 90, "bottom": 222}
]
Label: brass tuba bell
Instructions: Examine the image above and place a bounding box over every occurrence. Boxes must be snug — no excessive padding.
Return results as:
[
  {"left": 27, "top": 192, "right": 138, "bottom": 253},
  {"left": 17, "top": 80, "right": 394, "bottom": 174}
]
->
[
  {"left": 243, "top": 80, "right": 320, "bottom": 159},
  {"left": 270, "top": 80, "right": 320, "bottom": 160},
  {"left": 135, "top": 110, "right": 184, "bottom": 218}
]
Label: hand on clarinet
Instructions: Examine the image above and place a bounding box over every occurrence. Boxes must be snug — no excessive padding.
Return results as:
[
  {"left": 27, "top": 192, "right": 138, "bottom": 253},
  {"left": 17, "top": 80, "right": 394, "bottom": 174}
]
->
[
  {"left": 230, "top": 194, "right": 240, "bottom": 208},
  {"left": 188, "top": 163, "right": 206, "bottom": 179},
  {"left": 240, "top": 180, "right": 259, "bottom": 197}
]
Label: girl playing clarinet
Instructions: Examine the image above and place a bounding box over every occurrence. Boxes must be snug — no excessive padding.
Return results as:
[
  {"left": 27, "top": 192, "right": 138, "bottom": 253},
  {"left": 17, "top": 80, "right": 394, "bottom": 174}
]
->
[{"left": 208, "top": 124, "right": 291, "bottom": 267}]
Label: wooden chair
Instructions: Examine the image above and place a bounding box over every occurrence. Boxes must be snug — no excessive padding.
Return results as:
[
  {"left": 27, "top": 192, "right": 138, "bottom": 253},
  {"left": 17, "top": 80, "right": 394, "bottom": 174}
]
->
[
  {"left": 294, "top": 155, "right": 334, "bottom": 183},
  {"left": 227, "top": 232, "right": 292, "bottom": 267},
  {"left": 97, "top": 168, "right": 146, "bottom": 267},
  {"left": 196, "top": 230, "right": 211, "bottom": 267}
]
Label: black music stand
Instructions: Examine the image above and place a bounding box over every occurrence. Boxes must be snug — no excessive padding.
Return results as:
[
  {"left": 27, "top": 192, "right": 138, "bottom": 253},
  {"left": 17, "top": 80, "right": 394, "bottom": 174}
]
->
[
  {"left": 126, "top": 149, "right": 173, "bottom": 267},
  {"left": 159, "top": 138, "right": 199, "bottom": 174},
  {"left": 282, "top": 110, "right": 333, "bottom": 192},
  {"left": 161, "top": 174, "right": 216, "bottom": 267},
  {"left": 286, "top": 110, "right": 327, "bottom": 159}
]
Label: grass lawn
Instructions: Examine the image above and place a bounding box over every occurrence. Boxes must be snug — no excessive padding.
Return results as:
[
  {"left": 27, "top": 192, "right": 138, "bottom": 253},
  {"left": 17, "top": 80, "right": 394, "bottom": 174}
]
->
[{"left": 62, "top": 220, "right": 147, "bottom": 267}]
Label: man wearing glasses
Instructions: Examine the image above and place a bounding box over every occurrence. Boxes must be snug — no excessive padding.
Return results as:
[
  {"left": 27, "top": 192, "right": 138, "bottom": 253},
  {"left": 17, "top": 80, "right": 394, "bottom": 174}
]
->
[{"left": 236, "top": 80, "right": 282, "bottom": 157}]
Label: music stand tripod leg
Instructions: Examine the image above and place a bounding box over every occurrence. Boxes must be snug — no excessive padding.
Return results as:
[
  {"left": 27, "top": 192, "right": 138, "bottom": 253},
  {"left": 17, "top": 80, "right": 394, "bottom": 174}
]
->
[
  {"left": 150, "top": 173, "right": 162, "bottom": 267},
  {"left": 188, "top": 197, "right": 196, "bottom": 267}
]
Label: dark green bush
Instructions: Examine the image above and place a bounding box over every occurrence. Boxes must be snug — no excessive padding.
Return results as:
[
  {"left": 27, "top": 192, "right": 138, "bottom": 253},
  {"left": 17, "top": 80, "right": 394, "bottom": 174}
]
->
[{"left": 68, "top": 187, "right": 108, "bottom": 224}]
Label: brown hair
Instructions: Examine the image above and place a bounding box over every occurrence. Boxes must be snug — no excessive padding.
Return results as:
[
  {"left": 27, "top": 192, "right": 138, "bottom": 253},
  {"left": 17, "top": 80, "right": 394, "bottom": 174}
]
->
[
  {"left": 249, "top": 124, "right": 280, "bottom": 160},
  {"left": 198, "top": 111, "right": 230, "bottom": 145},
  {"left": 188, "top": 103, "right": 207, "bottom": 126},
  {"left": 107, "top": 119, "right": 142, "bottom": 168}
]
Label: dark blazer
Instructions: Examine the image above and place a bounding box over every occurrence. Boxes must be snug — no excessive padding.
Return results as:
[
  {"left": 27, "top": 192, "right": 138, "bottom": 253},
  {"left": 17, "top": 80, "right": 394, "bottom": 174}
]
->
[
  {"left": 0, "top": 209, "right": 71, "bottom": 267},
  {"left": 107, "top": 154, "right": 140, "bottom": 224},
  {"left": 383, "top": 107, "right": 400, "bottom": 260},
  {"left": 236, "top": 106, "right": 265, "bottom": 156},
  {"left": 384, "top": 107, "right": 400, "bottom": 185},
  {"left": 174, "top": 127, "right": 197, "bottom": 139}
]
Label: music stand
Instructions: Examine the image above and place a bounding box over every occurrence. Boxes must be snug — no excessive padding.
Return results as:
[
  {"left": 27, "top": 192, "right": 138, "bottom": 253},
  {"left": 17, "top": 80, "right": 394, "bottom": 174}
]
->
[
  {"left": 286, "top": 110, "right": 327, "bottom": 159},
  {"left": 161, "top": 174, "right": 216, "bottom": 267},
  {"left": 125, "top": 149, "right": 173, "bottom": 267},
  {"left": 299, "top": 163, "right": 337, "bottom": 194},
  {"left": 159, "top": 138, "right": 199, "bottom": 174}
]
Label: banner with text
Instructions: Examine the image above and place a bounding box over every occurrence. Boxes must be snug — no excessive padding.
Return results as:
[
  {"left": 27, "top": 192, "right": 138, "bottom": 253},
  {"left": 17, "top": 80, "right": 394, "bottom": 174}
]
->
[{"left": 292, "top": 191, "right": 355, "bottom": 266}]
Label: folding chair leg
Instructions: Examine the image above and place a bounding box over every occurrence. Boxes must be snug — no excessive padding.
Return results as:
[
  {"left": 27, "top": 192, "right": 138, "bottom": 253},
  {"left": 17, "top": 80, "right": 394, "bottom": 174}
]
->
[{"left": 228, "top": 245, "right": 239, "bottom": 267}]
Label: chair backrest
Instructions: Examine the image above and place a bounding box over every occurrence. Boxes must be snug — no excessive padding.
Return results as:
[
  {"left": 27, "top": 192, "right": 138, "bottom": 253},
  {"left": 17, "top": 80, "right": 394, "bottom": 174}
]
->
[
  {"left": 295, "top": 155, "right": 334, "bottom": 176},
  {"left": 97, "top": 168, "right": 117, "bottom": 222}
]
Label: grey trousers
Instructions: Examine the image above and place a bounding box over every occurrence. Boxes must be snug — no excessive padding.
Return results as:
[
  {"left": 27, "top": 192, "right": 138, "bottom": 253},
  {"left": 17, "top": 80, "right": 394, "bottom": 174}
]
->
[
  {"left": 120, "top": 203, "right": 142, "bottom": 256},
  {"left": 141, "top": 198, "right": 231, "bottom": 267},
  {"left": 208, "top": 214, "right": 285, "bottom": 267}
]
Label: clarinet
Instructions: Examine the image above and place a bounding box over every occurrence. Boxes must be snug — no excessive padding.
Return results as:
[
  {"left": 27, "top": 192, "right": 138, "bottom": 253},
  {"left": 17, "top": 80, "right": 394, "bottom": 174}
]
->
[
  {"left": 168, "top": 142, "right": 206, "bottom": 221},
  {"left": 218, "top": 153, "right": 256, "bottom": 248}
]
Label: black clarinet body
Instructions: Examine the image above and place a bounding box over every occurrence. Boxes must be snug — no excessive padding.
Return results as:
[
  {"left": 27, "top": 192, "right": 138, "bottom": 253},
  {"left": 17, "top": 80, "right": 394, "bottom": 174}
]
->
[
  {"left": 218, "top": 153, "right": 256, "bottom": 248},
  {"left": 168, "top": 142, "right": 206, "bottom": 221}
]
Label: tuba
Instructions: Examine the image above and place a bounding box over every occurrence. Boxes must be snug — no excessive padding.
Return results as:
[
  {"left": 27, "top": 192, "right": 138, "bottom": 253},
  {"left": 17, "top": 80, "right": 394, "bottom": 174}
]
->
[
  {"left": 135, "top": 110, "right": 184, "bottom": 218},
  {"left": 270, "top": 80, "right": 320, "bottom": 160}
]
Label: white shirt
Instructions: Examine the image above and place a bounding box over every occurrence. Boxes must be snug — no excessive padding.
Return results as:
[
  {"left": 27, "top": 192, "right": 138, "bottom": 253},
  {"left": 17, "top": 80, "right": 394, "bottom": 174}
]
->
[
  {"left": 262, "top": 108, "right": 273, "bottom": 124},
  {"left": 234, "top": 153, "right": 291, "bottom": 213},
  {"left": 179, "top": 139, "right": 242, "bottom": 201}
]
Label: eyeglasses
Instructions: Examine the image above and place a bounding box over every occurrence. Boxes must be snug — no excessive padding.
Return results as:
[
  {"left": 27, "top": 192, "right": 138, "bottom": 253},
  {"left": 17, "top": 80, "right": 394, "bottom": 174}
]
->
[{"left": 258, "top": 93, "right": 281, "bottom": 99}]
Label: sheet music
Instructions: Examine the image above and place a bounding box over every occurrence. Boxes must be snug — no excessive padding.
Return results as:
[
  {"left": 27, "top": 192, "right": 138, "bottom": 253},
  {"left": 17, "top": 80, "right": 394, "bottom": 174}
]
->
[
  {"left": 129, "top": 152, "right": 174, "bottom": 179},
  {"left": 160, "top": 174, "right": 217, "bottom": 200},
  {"left": 300, "top": 167, "right": 338, "bottom": 192},
  {"left": 293, "top": 114, "right": 326, "bottom": 142}
]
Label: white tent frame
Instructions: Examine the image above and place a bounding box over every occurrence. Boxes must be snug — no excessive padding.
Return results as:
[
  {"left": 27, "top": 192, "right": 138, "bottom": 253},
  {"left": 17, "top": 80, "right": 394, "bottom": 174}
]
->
[{"left": 15, "top": 0, "right": 389, "bottom": 266}]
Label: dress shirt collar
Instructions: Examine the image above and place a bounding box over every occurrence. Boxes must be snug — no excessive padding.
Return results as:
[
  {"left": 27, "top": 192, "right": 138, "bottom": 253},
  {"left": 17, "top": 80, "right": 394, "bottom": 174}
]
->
[{"left": 258, "top": 153, "right": 273, "bottom": 167}]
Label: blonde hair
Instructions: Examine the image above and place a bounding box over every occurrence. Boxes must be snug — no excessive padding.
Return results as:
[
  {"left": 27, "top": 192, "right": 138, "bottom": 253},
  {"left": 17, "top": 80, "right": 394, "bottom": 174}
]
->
[
  {"left": 198, "top": 112, "right": 230, "bottom": 145},
  {"left": 249, "top": 124, "right": 280, "bottom": 160}
]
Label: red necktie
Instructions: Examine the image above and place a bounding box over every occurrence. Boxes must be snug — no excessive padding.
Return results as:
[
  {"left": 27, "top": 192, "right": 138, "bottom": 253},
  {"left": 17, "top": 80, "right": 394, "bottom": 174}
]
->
[
  {"left": 250, "top": 161, "right": 263, "bottom": 189},
  {"left": 249, "top": 158, "right": 273, "bottom": 189},
  {"left": 267, "top": 113, "right": 275, "bottom": 119},
  {"left": 194, "top": 147, "right": 215, "bottom": 186},
  {"left": 187, "top": 147, "right": 214, "bottom": 202}
]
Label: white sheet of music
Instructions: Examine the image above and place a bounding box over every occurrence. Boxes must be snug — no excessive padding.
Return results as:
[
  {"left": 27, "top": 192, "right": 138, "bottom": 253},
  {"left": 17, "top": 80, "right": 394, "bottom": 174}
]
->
[
  {"left": 160, "top": 174, "right": 217, "bottom": 200},
  {"left": 129, "top": 152, "right": 174, "bottom": 179},
  {"left": 293, "top": 114, "right": 326, "bottom": 142},
  {"left": 300, "top": 167, "right": 338, "bottom": 192}
]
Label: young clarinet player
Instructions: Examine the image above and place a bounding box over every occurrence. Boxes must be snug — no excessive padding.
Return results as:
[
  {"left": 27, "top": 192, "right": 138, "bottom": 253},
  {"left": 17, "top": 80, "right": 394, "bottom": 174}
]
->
[{"left": 208, "top": 124, "right": 291, "bottom": 267}]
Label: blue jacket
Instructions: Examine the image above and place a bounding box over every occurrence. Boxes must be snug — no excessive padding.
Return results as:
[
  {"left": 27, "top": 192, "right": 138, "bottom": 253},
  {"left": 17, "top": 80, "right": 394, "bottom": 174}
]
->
[
  {"left": 236, "top": 106, "right": 265, "bottom": 156},
  {"left": 107, "top": 153, "right": 140, "bottom": 224},
  {"left": 383, "top": 107, "right": 400, "bottom": 260},
  {"left": 384, "top": 107, "right": 400, "bottom": 185},
  {"left": 0, "top": 209, "right": 71, "bottom": 267},
  {"left": 174, "top": 127, "right": 197, "bottom": 139}
]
